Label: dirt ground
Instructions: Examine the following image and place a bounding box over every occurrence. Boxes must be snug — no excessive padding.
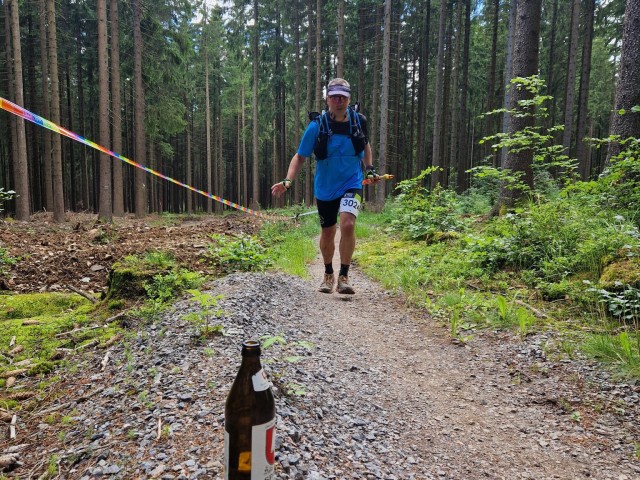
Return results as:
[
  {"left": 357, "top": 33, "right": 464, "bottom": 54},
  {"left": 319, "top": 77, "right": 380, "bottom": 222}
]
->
[
  {"left": 1, "top": 213, "right": 639, "bottom": 479},
  {"left": 0, "top": 212, "right": 263, "bottom": 295}
]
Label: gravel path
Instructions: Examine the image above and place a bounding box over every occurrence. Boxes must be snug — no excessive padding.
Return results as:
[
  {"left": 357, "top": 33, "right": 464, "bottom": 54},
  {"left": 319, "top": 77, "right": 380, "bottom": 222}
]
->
[{"left": 3, "top": 234, "right": 639, "bottom": 479}]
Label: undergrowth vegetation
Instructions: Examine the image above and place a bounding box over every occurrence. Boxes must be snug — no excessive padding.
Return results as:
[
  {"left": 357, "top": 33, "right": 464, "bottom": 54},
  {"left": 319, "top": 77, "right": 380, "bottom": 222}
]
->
[
  {"left": 355, "top": 88, "right": 640, "bottom": 379},
  {"left": 0, "top": 213, "right": 317, "bottom": 404}
]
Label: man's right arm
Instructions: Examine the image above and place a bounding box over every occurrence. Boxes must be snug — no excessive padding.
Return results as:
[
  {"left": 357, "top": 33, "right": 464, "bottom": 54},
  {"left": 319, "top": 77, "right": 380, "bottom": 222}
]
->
[{"left": 271, "top": 152, "right": 307, "bottom": 197}]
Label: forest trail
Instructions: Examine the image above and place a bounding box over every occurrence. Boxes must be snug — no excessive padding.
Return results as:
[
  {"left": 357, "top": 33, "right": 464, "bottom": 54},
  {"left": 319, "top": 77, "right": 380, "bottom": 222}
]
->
[
  {"left": 289, "top": 227, "right": 640, "bottom": 479},
  {"left": 1, "top": 216, "right": 639, "bottom": 479}
]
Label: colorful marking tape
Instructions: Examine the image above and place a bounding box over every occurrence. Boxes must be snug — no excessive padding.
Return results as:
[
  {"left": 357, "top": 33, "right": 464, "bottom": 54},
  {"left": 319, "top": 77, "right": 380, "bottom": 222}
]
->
[{"left": 1, "top": 96, "right": 289, "bottom": 221}]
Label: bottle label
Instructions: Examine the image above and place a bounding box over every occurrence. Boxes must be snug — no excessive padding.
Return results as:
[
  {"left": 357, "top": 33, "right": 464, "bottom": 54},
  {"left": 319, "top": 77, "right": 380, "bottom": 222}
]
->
[
  {"left": 252, "top": 369, "right": 271, "bottom": 392},
  {"left": 251, "top": 418, "right": 276, "bottom": 479},
  {"left": 224, "top": 418, "right": 276, "bottom": 480}
]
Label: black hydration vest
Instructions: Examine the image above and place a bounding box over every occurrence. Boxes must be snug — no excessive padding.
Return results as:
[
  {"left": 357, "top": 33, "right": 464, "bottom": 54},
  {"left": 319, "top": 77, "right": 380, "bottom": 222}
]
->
[{"left": 310, "top": 107, "right": 367, "bottom": 160}]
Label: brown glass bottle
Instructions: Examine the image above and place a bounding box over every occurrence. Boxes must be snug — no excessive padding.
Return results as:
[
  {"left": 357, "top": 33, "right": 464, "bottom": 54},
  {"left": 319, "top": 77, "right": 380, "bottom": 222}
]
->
[{"left": 224, "top": 340, "right": 276, "bottom": 480}]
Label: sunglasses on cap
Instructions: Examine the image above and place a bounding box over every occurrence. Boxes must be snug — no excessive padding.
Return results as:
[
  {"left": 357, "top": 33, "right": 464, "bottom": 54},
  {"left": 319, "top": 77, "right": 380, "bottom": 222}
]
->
[{"left": 327, "top": 85, "right": 351, "bottom": 98}]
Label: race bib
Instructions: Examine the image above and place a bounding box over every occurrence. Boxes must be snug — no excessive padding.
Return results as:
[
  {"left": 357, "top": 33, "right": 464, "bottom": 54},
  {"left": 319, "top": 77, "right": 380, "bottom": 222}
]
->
[{"left": 339, "top": 192, "right": 362, "bottom": 217}]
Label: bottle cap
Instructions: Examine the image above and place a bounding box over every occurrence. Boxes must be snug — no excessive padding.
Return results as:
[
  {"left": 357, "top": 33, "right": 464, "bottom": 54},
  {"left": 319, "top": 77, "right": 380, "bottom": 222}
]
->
[{"left": 241, "top": 340, "right": 261, "bottom": 355}]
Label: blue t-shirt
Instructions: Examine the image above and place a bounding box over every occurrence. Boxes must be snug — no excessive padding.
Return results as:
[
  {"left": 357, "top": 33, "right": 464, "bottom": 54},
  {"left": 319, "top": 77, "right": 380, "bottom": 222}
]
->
[{"left": 297, "top": 114, "right": 366, "bottom": 201}]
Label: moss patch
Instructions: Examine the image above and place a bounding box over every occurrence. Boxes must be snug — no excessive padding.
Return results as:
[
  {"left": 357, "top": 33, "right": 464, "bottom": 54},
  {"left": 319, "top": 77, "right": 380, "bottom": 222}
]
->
[{"left": 599, "top": 257, "right": 640, "bottom": 290}]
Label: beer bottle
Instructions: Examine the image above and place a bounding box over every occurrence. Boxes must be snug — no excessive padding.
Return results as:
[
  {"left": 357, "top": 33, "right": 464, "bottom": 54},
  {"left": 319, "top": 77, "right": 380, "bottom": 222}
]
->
[{"left": 224, "top": 340, "right": 276, "bottom": 479}]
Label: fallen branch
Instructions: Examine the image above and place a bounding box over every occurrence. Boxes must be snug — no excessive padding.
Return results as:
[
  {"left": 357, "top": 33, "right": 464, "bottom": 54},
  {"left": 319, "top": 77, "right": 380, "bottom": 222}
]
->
[
  {"left": 0, "top": 453, "right": 20, "bottom": 469},
  {"left": 8, "top": 391, "right": 37, "bottom": 401},
  {"left": 1, "top": 368, "right": 27, "bottom": 379},
  {"left": 514, "top": 299, "right": 549, "bottom": 319},
  {"left": 13, "top": 359, "right": 32, "bottom": 368},
  {"left": 10, "top": 414, "right": 17, "bottom": 439},
  {"left": 55, "top": 325, "right": 105, "bottom": 338},
  {"left": 8, "top": 345, "right": 24, "bottom": 356},
  {"left": 102, "top": 334, "right": 122, "bottom": 349},
  {"left": 157, "top": 418, "right": 162, "bottom": 440},
  {"left": 100, "top": 351, "right": 110, "bottom": 371},
  {"left": 66, "top": 284, "right": 98, "bottom": 303},
  {"left": 104, "top": 311, "right": 127, "bottom": 323},
  {"left": 0, "top": 410, "right": 13, "bottom": 422},
  {"left": 75, "top": 339, "right": 99, "bottom": 351}
]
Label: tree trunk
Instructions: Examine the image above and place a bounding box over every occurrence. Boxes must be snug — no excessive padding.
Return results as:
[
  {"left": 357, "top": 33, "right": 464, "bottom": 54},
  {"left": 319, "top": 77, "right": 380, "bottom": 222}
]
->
[
  {"left": 133, "top": 0, "right": 146, "bottom": 218},
  {"left": 97, "top": 0, "right": 111, "bottom": 222},
  {"left": 251, "top": 0, "right": 259, "bottom": 208},
  {"left": 8, "top": 0, "right": 29, "bottom": 220},
  {"left": 242, "top": 81, "right": 248, "bottom": 207},
  {"left": 561, "top": 0, "right": 581, "bottom": 154},
  {"left": 47, "top": 0, "right": 64, "bottom": 222},
  {"left": 546, "top": 0, "right": 558, "bottom": 128},
  {"left": 110, "top": 0, "right": 124, "bottom": 216},
  {"left": 607, "top": 0, "right": 640, "bottom": 161},
  {"left": 336, "top": 0, "right": 344, "bottom": 78},
  {"left": 357, "top": 5, "right": 366, "bottom": 106},
  {"left": 4, "top": 0, "right": 18, "bottom": 217},
  {"left": 370, "top": 4, "right": 382, "bottom": 165},
  {"left": 416, "top": 0, "right": 431, "bottom": 174},
  {"left": 293, "top": 0, "right": 302, "bottom": 204},
  {"left": 493, "top": 0, "right": 542, "bottom": 214},
  {"left": 456, "top": 0, "right": 472, "bottom": 193},
  {"left": 204, "top": 7, "right": 212, "bottom": 213},
  {"left": 430, "top": 0, "right": 447, "bottom": 188},
  {"left": 576, "top": 0, "right": 595, "bottom": 180},
  {"left": 485, "top": 0, "right": 500, "bottom": 165},
  {"left": 376, "top": 0, "right": 391, "bottom": 205},
  {"left": 500, "top": 0, "right": 517, "bottom": 166},
  {"left": 449, "top": 0, "right": 463, "bottom": 187},
  {"left": 186, "top": 106, "right": 193, "bottom": 214},
  {"left": 39, "top": 0, "right": 53, "bottom": 211},
  {"left": 304, "top": 0, "right": 313, "bottom": 206},
  {"left": 314, "top": 0, "right": 322, "bottom": 111}
]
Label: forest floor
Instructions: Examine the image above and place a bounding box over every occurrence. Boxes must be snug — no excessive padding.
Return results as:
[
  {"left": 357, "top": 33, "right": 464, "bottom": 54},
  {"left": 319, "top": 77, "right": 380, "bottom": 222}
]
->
[{"left": 0, "top": 213, "right": 639, "bottom": 479}]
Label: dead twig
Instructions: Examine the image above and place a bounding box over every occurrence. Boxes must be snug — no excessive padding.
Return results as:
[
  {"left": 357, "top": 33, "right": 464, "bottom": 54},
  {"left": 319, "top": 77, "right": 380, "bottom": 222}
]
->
[
  {"left": 10, "top": 414, "right": 17, "bottom": 439},
  {"left": 75, "top": 339, "right": 99, "bottom": 351},
  {"left": 1, "top": 368, "right": 28, "bottom": 378},
  {"left": 0, "top": 453, "right": 20, "bottom": 469},
  {"left": 514, "top": 299, "right": 549, "bottom": 319},
  {"left": 8, "top": 345, "right": 24, "bottom": 356},
  {"left": 8, "top": 391, "right": 38, "bottom": 401},
  {"left": 102, "top": 334, "right": 122, "bottom": 349},
  {"left": 100, "top": 351, "right": 110, "bottom": 371},
  {"left": 55, "top": 325, "right": 105, "bottom": 338},
  {"left": 66, "top": 284, "right": 98, "bottom": 304}
]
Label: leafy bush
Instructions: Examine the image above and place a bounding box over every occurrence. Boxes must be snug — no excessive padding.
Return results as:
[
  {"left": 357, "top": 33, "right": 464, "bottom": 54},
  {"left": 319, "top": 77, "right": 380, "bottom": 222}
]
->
[
  {"left": 206, "top": 234, "right": 270, "bottom": 273},
  {"left": 0, "top": 246, "right": 18, "bottom": 278},
  {"left": 144, "top": 269, "right": 205, "bottom": 303},
  {"left": 0, "top": 188, "right": 15, "bottom": 214},
  {"left": 587, "top": 284, "right": 640, "bottom": 324},
  {"left": 464, "top": 195, "right": 640, "bottom": 283},
  {"left": 389, "top": 170, "right": 466, "bottom": 241}
]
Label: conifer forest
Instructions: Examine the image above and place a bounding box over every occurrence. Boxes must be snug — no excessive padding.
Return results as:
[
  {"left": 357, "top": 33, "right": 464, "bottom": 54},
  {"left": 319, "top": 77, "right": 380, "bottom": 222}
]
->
[{"left": 0, "top": 0, "right": 639, "bottom": 221}]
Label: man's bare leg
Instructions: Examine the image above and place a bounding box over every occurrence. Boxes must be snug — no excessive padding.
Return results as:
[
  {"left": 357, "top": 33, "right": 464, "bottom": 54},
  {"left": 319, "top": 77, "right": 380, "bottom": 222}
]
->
[
  {"left": 337, "top": 212, "right": 356, "bottom": 294},
  {"left": 338, "top": 212, "right": 356, "bottom": 265},
  {"left": 318, "top": 224, "right": 337, "bottom": 293}
]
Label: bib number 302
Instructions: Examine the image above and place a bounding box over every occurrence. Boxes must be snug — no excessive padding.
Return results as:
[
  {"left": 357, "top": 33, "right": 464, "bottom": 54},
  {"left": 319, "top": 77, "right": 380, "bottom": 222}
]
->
[{"left": 339, "top": 193, "right": 362, "bottom": 217}]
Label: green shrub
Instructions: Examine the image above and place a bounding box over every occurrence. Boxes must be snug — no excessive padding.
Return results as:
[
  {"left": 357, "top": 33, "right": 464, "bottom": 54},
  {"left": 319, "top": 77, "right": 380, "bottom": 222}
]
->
[
  {"left": 144, "top": 269, "right": 205, "bottom": 302},
  {"left": 464, "top": 196, "right": 639, "bottom": 283},
  {"left": 389, "top": 171, "right": 466, "bottom": 241},
  {"left": 205, "top": 234, "right": 270, "bottom": 273},
  {"left": 0, "top": 246, "right": 17, "bottom": 278}
]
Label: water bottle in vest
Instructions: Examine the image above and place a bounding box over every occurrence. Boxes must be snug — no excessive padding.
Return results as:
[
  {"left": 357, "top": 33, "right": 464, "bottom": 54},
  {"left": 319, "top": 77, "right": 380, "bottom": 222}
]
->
[{"left": 224, "top": 340, "right": 276, "bottom": 479}]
